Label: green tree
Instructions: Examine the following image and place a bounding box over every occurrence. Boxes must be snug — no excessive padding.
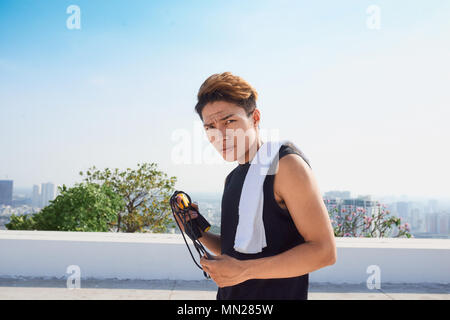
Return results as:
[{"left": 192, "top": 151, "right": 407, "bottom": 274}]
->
[
  {"left": 6, "top": 182, "right": 124, "bottom": 232},
  {"left": 5, "top": 213, "right": 36, "bottom": 230},
  {"left": 79, "top": 162, "right": 177, "bottom": 233}
]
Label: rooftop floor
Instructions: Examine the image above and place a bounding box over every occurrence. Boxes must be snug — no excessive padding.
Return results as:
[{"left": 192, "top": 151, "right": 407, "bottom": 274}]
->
[{"left": 0, "top": 278, "right": 448, "bottom": 300}]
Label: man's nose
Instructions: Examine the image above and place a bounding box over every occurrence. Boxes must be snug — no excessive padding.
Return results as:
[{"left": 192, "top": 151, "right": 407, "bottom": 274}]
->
[
  {"left": 220, "top": 129, "right": 235, "bottom": 142},
  {"left": 218, "top": 126, "right": 228, "bottom": 137}
]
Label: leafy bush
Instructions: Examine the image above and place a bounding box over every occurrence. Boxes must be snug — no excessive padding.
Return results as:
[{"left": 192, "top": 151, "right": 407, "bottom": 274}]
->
[
  {"left": 6, "top": 182, "right": 124, "bottom": 232},
  {"left": 328, "top": 202, "right": 413, "bottom": 238}
]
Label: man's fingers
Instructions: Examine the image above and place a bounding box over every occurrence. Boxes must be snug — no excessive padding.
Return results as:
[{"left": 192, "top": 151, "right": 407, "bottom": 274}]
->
[
  {"left": 200, "top": 255, "right": 213, "bottom": 268},
  {"left": 185, "top": 210, "right": 198, "bottom": 222},
  {"left": 186, "top": 202, "right": 199, "bottom": 222},
  {"left": 202, "top": 264, "right": 211, "bottom": 273},
  {"left": 177, "top": 210, "right": 197, "bottom": 222},
  {"left": 189, "top": 209, "right": 198, "bottom": 216}
]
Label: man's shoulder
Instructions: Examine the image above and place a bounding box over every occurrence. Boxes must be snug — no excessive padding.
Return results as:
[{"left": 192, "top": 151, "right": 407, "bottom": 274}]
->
[
  {"left": 278, "top": 143, "right": 311, "bottom": 169},
  {"left": 275, "top": 149, "right": 313, "bottom": 189},
  {"left": 273, "top": 150, "right": 314, "bottom": 205}
]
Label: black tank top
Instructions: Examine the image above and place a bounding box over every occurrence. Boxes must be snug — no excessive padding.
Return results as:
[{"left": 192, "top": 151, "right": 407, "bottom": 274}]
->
[{"left": 217, "top": 142, "right": 312, "bottom": 300}]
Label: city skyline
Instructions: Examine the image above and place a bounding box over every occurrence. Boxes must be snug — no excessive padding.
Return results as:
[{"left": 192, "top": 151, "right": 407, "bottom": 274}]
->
[
  {"left": 2, "top": 178, "right": 448, "bottom": 237},
  {"left": 6, "top": 180, "right": 450, "bottom": 209}
]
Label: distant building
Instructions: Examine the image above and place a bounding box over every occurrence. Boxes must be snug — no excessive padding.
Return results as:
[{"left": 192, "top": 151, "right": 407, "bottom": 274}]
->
[
  {"left": 426, "top": 212, "right": 439, "bottom": 234},
  {"left": 40, "top": 182, "right": 55, "bottom": 208},
  {"left": 428, "top": 199, "right": 439, "bottom": 213},
  {"left": 323, "top": 197, "right": 378, "bottom": 216},
  {"left": 30, "top": 182, "right": 56, "bottom": 209},
  {"left": 410, "top": 208, "right": 426, "bottom": 233},
  {"left": 396, "top": 201, "right": 410, "bottom": 220},
  {"left": 32, "top": 185, "right": 40, "bottom": 207},
  {"left": 324, "top": 190, "right": 351, "bottom": 199},
  {"left": 356, "top": 195, "right": 372, "bottom": 201},
  {"left": 0, "top": 180, "right": 13, "bottom": 206},
  {"left": 439, "top": 213, "right": 449, "bottom": 235}
]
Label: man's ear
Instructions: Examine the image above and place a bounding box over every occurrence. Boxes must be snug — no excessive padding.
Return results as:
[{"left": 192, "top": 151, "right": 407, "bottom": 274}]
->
[{"left": 253, "top": 108, "right": 261, "bottom": 128}]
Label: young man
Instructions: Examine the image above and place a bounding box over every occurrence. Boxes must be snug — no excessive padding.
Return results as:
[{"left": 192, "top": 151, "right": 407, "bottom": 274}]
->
[{"left": 184, "top": 72, "right": 336, "bottom": 300}]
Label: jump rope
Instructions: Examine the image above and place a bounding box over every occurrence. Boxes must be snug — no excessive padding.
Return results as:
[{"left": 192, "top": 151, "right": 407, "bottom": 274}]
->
[{"left": 169, "top": 190, "right": 213, "bottom": 279}]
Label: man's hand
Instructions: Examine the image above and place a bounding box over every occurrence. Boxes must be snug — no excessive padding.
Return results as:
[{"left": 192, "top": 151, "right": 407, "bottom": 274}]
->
[
  {"left": 200, "top": 254, "right": 249, "bottom": 288},
  {"left": 173, "top": 202, "right": 199, "bottom": 233}
]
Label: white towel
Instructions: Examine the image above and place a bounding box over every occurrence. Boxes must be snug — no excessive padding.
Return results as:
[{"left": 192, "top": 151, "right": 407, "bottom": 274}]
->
[{"left": 233, "top": 139, "right": 296, "bottom": 254}]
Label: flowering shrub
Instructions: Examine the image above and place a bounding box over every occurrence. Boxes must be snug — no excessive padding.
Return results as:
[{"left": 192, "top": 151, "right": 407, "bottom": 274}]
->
[{"left": 328, "top": 202, "right": 413, "bottom": 238}]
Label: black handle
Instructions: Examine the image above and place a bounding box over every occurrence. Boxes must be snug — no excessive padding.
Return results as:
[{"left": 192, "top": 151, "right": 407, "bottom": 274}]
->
[{"left": 191, "top": 206, "right": 211, "bottom": 233}]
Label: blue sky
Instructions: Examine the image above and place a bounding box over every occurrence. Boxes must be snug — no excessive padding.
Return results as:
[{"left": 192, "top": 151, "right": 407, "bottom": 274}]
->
[{"left": 1, "top": 0, "right": 449, "bottom": 200}]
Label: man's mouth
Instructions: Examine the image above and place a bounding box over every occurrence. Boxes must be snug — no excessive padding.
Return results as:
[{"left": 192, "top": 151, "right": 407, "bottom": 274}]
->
[{"left": 222, "top": 145, "right": 233, "bottom": 152}]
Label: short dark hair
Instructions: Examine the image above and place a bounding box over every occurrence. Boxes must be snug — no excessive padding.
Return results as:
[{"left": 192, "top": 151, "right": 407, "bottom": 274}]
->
[{"left": 194, "top": 72, "right": 258, "bottom": 121}]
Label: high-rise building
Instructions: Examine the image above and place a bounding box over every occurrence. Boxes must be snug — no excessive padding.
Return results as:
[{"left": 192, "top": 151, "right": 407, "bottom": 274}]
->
[
  {"left": 428, "top": 199, "right": 439, "bottom": 213},
  {"left": 438, "top": 213, "right": 449, "bottom": 235},
  {"left": 426, "top": 212, "right": 439, "bottom": 234},
  {"left": 324, "top": 190, "right": 351, "bottom": 199},
  {"left": 410, "top": 208, "right": 426, "bottom": 233},
  {"left": 32, "top": 184, "right": 40, "bottom": 208},
  {"left": 0, "top": 180, "right": 13, "bottom": 206},
  {"left": 40, "top": 182, "right": 55, "bottom": 208},
  {"left": 396, "top": 201, "right": 410, "bottom": 220}
]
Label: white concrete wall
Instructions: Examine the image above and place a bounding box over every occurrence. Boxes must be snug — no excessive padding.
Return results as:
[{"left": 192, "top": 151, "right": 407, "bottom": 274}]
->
[{"left": 0, "top": 231, "right": 449, "bottom": 284}]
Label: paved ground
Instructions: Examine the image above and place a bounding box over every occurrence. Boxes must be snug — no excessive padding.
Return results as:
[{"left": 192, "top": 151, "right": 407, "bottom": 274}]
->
[{"left": 0, "top": 278, "right": 448, "bottom": 300}]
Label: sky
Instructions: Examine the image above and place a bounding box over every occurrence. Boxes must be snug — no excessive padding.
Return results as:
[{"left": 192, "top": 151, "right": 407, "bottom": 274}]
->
[{"left": 1, "top": 0, "right": 449, "bottom": 200}]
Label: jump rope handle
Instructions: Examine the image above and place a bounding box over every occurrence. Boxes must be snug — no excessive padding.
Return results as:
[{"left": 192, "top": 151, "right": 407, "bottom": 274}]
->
[
  {"left": 170, "top": 190, "right": 215, "bottom": 280},
  {"left": 189, "top": 206, "right": 214, "bottom": 260},
  {"left": 175, "top": 192, "right": 211, "bottom": 240},
  {"left": 190, "top": 202, "right": 212, "bottom": 235},
  {"left": 191, "top": 206, "right": 214, "bottom": 260}
]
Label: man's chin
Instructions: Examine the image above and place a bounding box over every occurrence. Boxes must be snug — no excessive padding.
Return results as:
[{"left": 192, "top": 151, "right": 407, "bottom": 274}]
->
[
  {"left": 222, "top": 155, "right": 236, "bottom": 162},
  {"left": 221, "top": 151, "right": 237, "bottom": 162}
]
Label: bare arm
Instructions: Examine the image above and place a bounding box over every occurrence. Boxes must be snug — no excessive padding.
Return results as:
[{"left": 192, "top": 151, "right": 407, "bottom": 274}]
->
[
  {"left": 199, "top": 229, "right": 221, "bottom": 256},
  {"left": 243, "top": 154, "right": 337, "bottom": 279}
]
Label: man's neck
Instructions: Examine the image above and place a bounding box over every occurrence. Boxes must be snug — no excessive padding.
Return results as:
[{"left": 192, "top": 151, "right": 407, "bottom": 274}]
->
[{"left": 238, "top": 137, "right": 263, "bottom": 165}]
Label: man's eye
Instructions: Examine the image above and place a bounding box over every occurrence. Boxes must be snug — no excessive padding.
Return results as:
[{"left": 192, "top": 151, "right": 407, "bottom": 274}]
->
[{"left": 225, "top": 120, "right": 235, "bottom": 125}]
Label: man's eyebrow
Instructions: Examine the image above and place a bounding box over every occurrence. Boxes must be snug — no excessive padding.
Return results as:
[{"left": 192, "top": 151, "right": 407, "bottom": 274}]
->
[{"left": 203, "top": 114, "right": 235, "bottom": 127}]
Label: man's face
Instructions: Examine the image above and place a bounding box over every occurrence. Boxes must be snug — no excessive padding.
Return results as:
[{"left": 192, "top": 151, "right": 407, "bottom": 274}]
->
[{"left": 202, "top": 101, "right": 259, "bottom": 162}]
